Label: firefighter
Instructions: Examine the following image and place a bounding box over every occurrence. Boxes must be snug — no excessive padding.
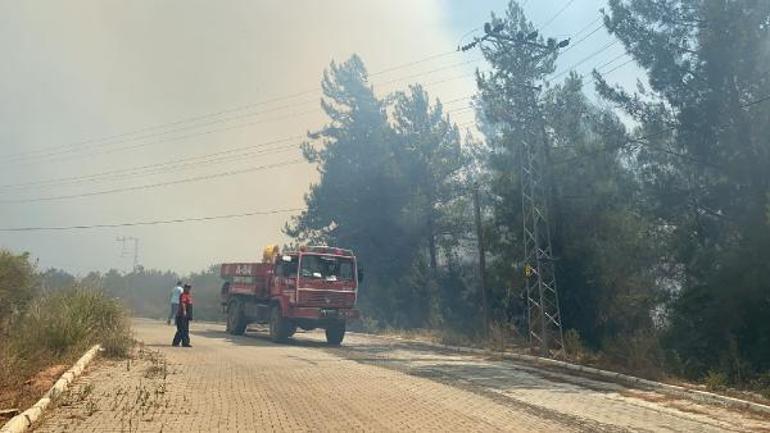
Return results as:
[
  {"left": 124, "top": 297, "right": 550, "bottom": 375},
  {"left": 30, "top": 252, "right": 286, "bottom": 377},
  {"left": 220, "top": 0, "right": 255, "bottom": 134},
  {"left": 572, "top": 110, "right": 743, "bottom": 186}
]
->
[{"left": 172, "top": 283, "right": 193, "bottom": 347}]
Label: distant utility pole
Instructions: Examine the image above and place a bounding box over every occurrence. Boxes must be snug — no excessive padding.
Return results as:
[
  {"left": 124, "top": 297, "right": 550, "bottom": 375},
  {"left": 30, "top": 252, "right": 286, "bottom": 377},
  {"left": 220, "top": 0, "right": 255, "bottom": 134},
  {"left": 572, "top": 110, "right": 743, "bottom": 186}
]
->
[
  {"left": 473, "top": 184, "right": 489, "bottom": 336},
  {"left": 462, "top": 23, "right": 566, "bottom": 357},
  {"left": 116, "top": 236, "right": 140, "bottom": 271}
]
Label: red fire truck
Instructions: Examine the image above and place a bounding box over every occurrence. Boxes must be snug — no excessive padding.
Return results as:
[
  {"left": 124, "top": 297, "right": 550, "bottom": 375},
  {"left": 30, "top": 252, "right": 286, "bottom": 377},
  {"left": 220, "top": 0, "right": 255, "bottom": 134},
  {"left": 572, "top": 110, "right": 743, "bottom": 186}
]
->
[{"left": 220, "top": 245, "right": 361, "bottom": 345}]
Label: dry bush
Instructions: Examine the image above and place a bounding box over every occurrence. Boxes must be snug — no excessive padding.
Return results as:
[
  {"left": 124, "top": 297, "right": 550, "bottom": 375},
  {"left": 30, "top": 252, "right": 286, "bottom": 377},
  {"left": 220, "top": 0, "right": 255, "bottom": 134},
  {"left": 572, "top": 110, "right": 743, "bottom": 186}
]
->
[
  {"left": 600, "top": 330, "right": 665, "bottom": 379},
  {"left": 10, "top": 288, "right": 133, "bottom": 360},
  {"left": 0, "top": 288, "right": 133, "bottom": 409},
  {"left": 486, "top": 321, "right": 522, "bottom": 352}
]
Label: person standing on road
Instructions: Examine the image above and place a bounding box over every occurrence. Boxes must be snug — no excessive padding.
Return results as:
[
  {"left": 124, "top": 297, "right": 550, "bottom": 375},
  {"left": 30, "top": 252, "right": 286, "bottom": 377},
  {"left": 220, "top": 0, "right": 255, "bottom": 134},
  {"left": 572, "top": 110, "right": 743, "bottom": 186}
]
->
[
  {"left": 167, "top": 280, "right": 183, "bottom": 325},
  {"left": 172, "top": 284, "right": 193, "bottom": 347}
]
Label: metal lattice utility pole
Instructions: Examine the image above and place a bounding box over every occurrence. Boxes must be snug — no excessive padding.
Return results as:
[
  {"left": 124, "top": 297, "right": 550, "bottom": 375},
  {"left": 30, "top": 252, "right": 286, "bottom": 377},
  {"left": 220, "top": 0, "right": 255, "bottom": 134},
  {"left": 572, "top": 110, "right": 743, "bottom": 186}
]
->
[
  {"left": 116, "top": 236, "right": 140, "bottom": 271},
  {"left": 520, "top": 124, "right": 564, "bottom": 357},
  {"left": 461, "top": 22, "right": 568, "bottom": 357}
]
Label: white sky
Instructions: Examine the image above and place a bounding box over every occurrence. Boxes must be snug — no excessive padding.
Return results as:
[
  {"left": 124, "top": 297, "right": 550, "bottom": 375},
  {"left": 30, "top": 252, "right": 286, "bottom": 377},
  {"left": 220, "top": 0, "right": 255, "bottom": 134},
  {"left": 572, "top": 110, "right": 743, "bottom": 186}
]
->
[{"left": 0, "top": 0, "right": 642, "bottom": 274}]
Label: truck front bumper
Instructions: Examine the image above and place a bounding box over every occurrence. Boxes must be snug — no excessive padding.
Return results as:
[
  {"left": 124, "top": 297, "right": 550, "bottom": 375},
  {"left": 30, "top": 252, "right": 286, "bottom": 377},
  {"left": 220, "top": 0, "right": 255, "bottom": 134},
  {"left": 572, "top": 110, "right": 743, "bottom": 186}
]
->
[{"left": 290, "top": 307, "right": 359, "bottom": 321}]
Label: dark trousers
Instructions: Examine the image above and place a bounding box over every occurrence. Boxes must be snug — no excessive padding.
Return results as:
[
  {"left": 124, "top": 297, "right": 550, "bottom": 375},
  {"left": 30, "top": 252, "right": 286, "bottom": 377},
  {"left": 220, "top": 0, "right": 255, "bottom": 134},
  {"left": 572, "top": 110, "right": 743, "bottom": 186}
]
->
[{"left": 172, "top": 316, "right": 190, "bottom": 346}]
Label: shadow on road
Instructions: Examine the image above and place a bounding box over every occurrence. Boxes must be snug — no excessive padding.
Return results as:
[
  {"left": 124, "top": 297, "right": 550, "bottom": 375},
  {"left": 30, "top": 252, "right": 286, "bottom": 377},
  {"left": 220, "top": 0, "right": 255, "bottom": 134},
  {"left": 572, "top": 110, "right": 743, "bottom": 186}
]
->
[
  {"left": 190, "top": 326, "right": 331, "bottom": 349},
  {"left": 184, "top": 321, "right": 618, "bottom": 397}
]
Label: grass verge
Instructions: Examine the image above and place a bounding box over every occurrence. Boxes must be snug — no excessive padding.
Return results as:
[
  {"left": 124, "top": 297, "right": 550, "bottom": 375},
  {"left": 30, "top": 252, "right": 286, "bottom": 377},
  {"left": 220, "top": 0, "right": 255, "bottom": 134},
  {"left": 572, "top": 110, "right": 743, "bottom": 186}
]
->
[{"left": 0, "top": 288, "right": 133, "bottom": 416}]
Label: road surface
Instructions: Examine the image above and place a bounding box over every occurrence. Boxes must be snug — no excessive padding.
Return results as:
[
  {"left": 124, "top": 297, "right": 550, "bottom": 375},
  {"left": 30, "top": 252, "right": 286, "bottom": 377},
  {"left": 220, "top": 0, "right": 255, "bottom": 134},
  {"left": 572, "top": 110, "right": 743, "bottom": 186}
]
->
[{"left": 33, "top": 319, "right": 770, "bottom": 432}]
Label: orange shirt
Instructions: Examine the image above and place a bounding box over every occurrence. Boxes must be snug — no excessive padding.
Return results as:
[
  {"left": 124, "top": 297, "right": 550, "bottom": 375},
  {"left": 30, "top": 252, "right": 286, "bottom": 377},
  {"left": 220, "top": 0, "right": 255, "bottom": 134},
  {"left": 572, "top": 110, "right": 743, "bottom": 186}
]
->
[{"left": 178, "top": 292, "right": 192, "bottom": 317}]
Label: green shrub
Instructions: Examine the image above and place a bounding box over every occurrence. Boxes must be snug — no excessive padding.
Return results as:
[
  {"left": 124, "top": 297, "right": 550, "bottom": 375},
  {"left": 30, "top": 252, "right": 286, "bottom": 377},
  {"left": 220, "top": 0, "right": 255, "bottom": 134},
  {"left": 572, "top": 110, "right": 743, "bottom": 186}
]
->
[
  {"left": 564, "top": 329, "right": 586, "bottom": 359},
  {"left": 704, "top": 369, "right": 729, "bottom": 392}
]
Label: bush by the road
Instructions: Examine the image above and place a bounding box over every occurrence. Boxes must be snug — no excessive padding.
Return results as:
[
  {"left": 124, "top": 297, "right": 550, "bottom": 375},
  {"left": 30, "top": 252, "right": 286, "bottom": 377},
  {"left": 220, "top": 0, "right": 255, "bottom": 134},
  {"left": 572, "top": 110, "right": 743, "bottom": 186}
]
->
[
  {"left": 10, "top": 288, "right": 133, "bottom": 360},
  {"left": 0, "top": 250, "right": 133, "bottom": 410}
]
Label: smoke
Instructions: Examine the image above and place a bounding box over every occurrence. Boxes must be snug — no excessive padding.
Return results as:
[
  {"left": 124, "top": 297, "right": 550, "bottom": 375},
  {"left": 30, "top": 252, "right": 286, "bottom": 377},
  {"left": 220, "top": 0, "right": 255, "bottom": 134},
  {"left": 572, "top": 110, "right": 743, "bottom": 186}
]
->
[{"left": 0, "top": 0, "right": 466, "bottom": 273}]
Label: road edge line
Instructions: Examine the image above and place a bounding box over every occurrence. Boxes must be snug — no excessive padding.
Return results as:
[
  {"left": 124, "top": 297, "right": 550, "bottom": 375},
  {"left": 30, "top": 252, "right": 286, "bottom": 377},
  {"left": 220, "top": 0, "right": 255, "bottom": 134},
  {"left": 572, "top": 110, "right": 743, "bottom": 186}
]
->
[
  {"left": 0, "top": 345, "right": 102, "bottom": 433},
  {"left": 349, "top": 332, "right": 770, "bottom": 416}
]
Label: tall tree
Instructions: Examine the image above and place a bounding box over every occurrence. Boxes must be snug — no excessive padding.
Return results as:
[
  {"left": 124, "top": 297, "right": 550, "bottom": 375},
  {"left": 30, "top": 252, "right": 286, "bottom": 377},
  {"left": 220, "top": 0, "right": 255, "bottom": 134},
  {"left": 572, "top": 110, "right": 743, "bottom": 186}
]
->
[
  {"left": 543, "top": 74, "right": 661, "bottom": 351},
  {"left": 285, "top": 55, "right": 415, "bottom": 325},
  {"left": 0, "top": 250, "right": 38, "bottom": 329},
  {"left": 597, "top": 0, "right": 770, "bottom": 379},
  {"left": 473, "top": 1, "right": 559, "bottom": 321},
  {"left": 473, "top": 1, "right": 661, "bottom": 353},
  {"left": 390, "top": 84, "right": 470, "bottom": 326}
]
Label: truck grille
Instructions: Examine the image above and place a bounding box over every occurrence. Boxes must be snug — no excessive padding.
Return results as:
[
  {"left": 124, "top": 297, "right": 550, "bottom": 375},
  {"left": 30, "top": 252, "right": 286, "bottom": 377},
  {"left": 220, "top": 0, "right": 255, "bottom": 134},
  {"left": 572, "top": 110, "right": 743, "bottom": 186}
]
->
[{"left": 297, "top": 290, "right": 355, "bottom": 307}]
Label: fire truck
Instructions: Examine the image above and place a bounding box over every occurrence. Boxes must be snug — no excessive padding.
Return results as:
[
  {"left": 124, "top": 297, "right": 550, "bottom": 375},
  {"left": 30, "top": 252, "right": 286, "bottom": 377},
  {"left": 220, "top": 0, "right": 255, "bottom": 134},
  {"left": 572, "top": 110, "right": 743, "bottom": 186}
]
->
[{"left": 220, "top": 245, "right": 361, "bottom": 345}]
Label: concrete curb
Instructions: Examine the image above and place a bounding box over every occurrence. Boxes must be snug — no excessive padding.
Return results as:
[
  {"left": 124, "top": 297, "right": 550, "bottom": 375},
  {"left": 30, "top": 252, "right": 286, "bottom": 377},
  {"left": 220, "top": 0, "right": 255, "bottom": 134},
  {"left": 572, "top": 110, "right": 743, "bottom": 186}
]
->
[
  {"left": 351, "top": 332, "right": 770, "bottom": 416},
  {"left": 0, "top": 345, "right": 101, "bottom": 433}
]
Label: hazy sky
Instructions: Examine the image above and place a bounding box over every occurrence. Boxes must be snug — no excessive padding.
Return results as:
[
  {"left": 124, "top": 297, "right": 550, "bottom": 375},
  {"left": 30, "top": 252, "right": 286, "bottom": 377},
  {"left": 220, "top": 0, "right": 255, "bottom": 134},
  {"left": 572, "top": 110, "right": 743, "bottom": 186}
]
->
[{"left": 0, "top": 0, "right": 640, "bottom": 275}]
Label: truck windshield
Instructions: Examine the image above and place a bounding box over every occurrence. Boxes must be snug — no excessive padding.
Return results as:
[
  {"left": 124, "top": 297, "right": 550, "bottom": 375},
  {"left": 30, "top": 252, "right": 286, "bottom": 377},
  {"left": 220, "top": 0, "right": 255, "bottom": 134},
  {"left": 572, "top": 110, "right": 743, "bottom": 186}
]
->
[{"left": 300, "top": 255, "right": 355, "bottom": 281}]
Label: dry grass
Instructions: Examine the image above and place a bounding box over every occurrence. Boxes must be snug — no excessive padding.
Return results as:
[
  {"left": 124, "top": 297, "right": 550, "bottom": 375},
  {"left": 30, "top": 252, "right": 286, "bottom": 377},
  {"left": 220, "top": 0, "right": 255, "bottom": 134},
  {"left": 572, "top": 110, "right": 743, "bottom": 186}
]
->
[
  {"left": 0, "top": 288, "right": 133, "bottom": 413},
  {"left": 369, "top": 322, "right": 527, "bottom": 354}
]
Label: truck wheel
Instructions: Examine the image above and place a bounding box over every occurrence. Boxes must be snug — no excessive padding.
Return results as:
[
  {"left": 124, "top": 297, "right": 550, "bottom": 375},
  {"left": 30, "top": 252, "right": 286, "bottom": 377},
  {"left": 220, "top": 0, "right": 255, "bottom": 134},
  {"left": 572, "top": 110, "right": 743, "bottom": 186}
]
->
[
  {"left": 269, "top": 305, "right": 291, "bottom": 343},
  {"left": 325, "top": 322, "right": 346, "bottom": 346},
  {"left": 227, "top": 299, "right": 247, "bottom": 335}
]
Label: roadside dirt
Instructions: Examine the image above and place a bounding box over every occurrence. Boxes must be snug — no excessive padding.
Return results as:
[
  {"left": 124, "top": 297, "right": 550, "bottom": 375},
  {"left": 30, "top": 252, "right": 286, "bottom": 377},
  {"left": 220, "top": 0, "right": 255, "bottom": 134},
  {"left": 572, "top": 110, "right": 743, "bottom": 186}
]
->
[{"left": 0, "top": 363, "right": 69, "bottom": 422}]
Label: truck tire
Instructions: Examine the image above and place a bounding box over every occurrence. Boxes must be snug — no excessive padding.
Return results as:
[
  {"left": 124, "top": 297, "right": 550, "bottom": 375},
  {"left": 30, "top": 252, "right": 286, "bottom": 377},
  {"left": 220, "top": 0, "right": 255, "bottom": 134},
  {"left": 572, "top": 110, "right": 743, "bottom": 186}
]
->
[
  {"left": 269, "top": 304, "right": 291, "bottom": 343},
  {"left": 227, "top": 299, "right": 247, "bottom": 335},
  {"left": 325, "top": 322, "right": 346, "bottom": 346}
]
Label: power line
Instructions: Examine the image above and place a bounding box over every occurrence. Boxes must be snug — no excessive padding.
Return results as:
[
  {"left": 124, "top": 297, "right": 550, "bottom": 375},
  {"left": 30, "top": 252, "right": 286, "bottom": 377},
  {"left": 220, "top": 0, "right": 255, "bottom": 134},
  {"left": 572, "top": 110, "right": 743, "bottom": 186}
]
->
[
  {"left": 369, "top": 50, "right": 458, "bottom": 77},
  {"left": 456, "top": 27, "right": 483, "bottom": 50},
  {"left": 2, "top": 97, "right": 319, "bottom": 167},
  {"left": 0, "top": 158, "right": 306, "bottom": 204},
  {"left": 602, "top": 57, "right": 635, "bottom": 75},
  {"left": 4, "top": 54, "right": 479, "bottom": 168},
  {"left": 0, "top": 12, "right": 620, "bottom": 199},
  {"left": 571, "top": 15, "right": 603, "bottom": 40},
  {"left": 0, "top": 208, "right": 304, "bottom": 232},
  {"left": 558, "top": 23, "right": 605, "bottom": 55},
  {"left": 3, "top": 12, "right": 609, "bottom": 168},
  {"left": 4, "top": 107, "right": 320, "bottom": 168},
  {"left": 1, "top": 90, "right": 318, "bottom": 163},
  {"left": 374, "top": 57, "right": 483, "bottom": 88},
  {"left": 1, "top": 92, "right": 475, "bottom": 192},
  {"left": 1, "top": 145, "right": 301, "bottom": 193},
  {"left": 554, "top": 92, "right": 770, "bottom": 166},
  {"left": 0, "top": 137, "right": 302, "bottom": 191},
  {"left": 0, "top": 87, "right": 476, "bottom": 195},
  {"left": 550, "top": 39, "right": 619, "bottom": 80},
  {"left": 3, "top": 49, "right": 474, "bottom": 165},
  {"left": 539, "top": 0, "right": 576, "bottom": 31},
  {"left": 4, "top": 12, "right": 606, "bottom": 169},
  {"left": 595, "top": 52, "right": 629, "bottom": 72}
]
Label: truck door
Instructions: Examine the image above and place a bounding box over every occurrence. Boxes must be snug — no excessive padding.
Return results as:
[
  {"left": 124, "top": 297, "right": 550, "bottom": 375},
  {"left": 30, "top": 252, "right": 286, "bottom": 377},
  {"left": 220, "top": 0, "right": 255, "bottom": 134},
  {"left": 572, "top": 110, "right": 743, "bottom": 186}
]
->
[{"left": 272, "top": 254, "right": 298, "bottom": 297}]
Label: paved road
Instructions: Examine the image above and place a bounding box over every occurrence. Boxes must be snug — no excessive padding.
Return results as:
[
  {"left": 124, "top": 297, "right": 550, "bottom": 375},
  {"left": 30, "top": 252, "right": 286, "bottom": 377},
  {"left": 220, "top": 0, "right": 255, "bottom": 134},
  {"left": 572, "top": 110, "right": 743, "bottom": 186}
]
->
[{"left": 34, "top": 320, "right": 770, "bottom": 432}]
